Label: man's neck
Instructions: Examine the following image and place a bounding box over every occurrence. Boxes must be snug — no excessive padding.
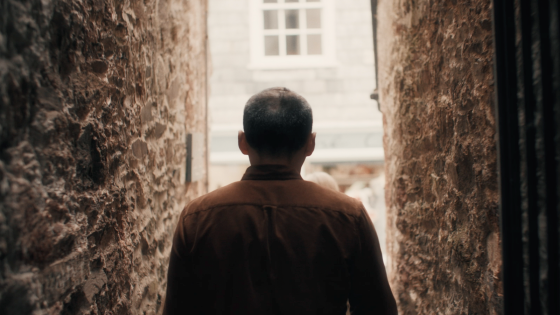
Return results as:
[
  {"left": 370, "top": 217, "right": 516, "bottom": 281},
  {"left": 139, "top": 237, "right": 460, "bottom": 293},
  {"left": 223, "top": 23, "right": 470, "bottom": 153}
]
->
[{"left": 247, "top": 152, "right": 305, "bottom": 174}]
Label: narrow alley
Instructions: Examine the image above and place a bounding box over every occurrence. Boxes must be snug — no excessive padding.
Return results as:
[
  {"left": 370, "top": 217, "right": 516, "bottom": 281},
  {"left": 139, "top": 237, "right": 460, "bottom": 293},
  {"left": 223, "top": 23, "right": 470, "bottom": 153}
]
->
[{"left": 0, "top": 0, "right": 558, "bottom": 314}]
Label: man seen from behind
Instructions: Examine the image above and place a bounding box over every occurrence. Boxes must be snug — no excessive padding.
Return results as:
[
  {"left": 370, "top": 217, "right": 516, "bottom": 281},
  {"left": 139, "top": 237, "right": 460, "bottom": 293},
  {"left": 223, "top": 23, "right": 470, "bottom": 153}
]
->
[{"left": 163, "top": 87, "right": 397, "bottom": 315}]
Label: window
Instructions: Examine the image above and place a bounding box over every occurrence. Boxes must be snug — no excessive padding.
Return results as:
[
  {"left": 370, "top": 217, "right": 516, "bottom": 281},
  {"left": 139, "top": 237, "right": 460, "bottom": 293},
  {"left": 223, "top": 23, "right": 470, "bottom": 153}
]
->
[{"left": 249, "top": 0, "right": 336, "bottom": 69}]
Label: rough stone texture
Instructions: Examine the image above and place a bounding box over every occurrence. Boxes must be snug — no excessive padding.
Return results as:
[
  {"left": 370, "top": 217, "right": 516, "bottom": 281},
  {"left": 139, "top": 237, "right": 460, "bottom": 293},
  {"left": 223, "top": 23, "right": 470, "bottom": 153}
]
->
[
  {"left": 377, "top": 0, "right": 502, "bottom": 314},
  {"left": 0, "top": 0, "right": 208, "bottom": 313}
]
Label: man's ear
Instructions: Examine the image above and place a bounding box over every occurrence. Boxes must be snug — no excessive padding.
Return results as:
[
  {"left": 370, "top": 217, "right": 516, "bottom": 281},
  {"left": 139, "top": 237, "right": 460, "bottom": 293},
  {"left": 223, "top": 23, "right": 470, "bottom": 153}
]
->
[
  {"left": 305, "top": 132, "right": 316, "bottom": 157},
  {"left": 238, "top": 131, "right": 249, "bottom": 155}
]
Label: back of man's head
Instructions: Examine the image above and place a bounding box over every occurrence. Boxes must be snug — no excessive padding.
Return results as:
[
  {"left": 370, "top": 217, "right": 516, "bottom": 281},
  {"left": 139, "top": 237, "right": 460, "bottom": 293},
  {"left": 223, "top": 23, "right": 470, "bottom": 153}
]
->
[{"left": 243, "top": 87, "right": 313, "bottom": 157}]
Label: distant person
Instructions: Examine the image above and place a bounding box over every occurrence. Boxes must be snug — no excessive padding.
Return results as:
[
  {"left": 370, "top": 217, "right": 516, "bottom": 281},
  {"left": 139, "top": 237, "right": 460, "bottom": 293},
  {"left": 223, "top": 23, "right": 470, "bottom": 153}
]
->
[
  {"left": 163, "top": 87, "right": 397, "bottom": 315},
  {"left": 305, "top": 171, "right": 340, "bottom": 192}
]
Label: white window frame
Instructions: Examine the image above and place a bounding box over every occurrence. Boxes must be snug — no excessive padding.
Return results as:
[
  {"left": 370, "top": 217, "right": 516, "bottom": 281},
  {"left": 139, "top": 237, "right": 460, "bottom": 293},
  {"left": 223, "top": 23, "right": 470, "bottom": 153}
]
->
[{"left": 248, "top": 0, "right": 337, "bottom": 70}]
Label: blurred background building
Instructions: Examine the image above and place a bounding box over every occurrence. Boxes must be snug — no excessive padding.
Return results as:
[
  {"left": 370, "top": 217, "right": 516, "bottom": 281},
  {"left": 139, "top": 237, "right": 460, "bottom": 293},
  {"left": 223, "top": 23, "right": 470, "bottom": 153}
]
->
[{"left": 207, "top": 0, "right": 385, "bottom": 256}]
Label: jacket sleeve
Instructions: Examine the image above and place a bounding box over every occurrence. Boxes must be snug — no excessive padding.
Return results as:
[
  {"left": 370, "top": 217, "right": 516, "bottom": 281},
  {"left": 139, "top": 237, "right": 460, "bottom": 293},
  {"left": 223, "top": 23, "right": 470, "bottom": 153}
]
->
[
  {"left": 348, "top": 206, "right": 397, "bottom": 315},
  {"left": 162, "top": 210, "right": 195, "bottom": 315}
]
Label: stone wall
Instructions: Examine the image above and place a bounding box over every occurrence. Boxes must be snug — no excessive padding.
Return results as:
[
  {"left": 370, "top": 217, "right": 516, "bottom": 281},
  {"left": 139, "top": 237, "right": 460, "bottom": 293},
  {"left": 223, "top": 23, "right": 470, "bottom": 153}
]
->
[
  {"left": 377, "top": 0, "right": 502, "bottom": 314},
  {"left": 0, "top": 0, "right": 208, "bottom": 313}
]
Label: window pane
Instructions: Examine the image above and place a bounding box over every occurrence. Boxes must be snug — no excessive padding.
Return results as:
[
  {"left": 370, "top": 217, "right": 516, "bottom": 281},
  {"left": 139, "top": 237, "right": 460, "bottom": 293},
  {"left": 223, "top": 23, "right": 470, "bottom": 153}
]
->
[
  {"left": 263, "top": 10, "right": 278, "bottom": 29},
  {"left": 306, "top": 0, "right": 320, "bottom": 2},
  {"left": 285, "top": 10, "right": 299, "bottom": 29},
  {"left": 306, "top": 9, "right": 321, "bottom": 29},
  {"left": 265, "top": 36, "right": 279, "bottom": 55},
  {"left": 263, "top": 0, "right": 277, "bottom": 3},
  {"left": 286, "top": 35, "right": 300, "bottom": 55},
  {"left": 307, "top": 34, "right": 322, "bottom": 55},
  {"left": 285, "top": 0, "right": 299, "bottom": 2}
]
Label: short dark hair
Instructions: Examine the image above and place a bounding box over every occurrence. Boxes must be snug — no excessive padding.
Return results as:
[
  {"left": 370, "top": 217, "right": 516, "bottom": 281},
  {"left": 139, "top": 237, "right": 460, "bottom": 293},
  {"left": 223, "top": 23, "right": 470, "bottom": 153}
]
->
[{"left": 243, "top": 87, "right": 313, "bottom": 156}]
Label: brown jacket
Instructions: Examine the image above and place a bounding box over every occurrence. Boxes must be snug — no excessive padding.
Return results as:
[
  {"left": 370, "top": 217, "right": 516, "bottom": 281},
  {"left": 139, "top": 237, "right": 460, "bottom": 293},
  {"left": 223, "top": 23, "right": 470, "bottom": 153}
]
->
[{"left": 163, "top": 165, "right": 397, "bottom": 315}]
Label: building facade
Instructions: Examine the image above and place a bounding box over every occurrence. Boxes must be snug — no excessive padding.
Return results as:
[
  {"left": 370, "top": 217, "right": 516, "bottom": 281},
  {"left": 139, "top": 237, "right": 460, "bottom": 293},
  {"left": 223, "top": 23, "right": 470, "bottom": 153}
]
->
[{"left": 208, "top": 0, "right": 382, "bottom": 169}]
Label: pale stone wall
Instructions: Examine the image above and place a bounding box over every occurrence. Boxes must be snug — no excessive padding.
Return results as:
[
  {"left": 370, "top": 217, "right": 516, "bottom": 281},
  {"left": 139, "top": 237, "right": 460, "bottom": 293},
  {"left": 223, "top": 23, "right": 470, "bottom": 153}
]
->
[
  {"left": 208, "top": 0, "right": 378, "bottom": 129},
  {"left": 0, "top": 0, "right": 208, "bottom": 313},
  {"left": 207, "top": 0, "right": 382, "bottom": 191},
  {"left": 377, "top": 0, "right": 502, "bottom": 314}
]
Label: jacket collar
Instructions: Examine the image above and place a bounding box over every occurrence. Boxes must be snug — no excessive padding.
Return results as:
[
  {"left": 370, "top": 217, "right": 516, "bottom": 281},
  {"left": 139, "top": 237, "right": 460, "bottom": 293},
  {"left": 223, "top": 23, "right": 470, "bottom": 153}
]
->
[{"left": 241, "top": 164, "right": 303, "bottom": 181}]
